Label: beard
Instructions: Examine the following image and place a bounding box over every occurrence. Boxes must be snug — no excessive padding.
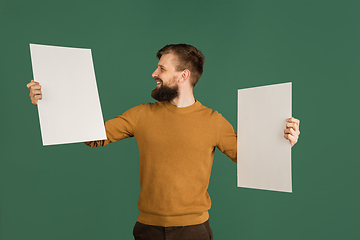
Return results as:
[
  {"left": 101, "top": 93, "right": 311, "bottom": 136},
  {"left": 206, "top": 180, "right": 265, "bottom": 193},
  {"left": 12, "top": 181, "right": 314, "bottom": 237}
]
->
[{"left": 151, "top": 78, "right": 179, "bottom": 102}]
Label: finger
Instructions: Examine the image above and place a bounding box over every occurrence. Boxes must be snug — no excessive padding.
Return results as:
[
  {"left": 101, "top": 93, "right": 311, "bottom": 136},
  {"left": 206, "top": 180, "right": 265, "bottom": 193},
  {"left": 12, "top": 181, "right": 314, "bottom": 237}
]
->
[
  {"left": 284, "top": 128, "right": 294, "bottom": 135},
  {"left": 284, "top": 133, "right": 299, "bottom": 141},
  {"left": 29, "top": 86, "right": 42, "bottom": 98},
  {"left": 26, "top": 79, "right": 34, "bottom": 88},
  {"left": 286, "top": 122, "right": 299, "bottom": 132},
  {"left": 30, "top": 89, "right": 41, "bottom": 96},
  {"left": 31, "top": 89, "right": 42, "bottom": 97},
  {"left": 34, "top": 95, "right": 42, "bottom": 100},
  {"left": 284, "top": 133, "right": 298, "bottom": 147},
  {"left": 284, "top": 128, "right": 300, "bottom": 140},
  {"left": 26, "top": 80, "right": 34, "bottom": 88},
  {"left": 27, "top": 81, "right": 39, "bottom": 89},
  {"left": 30, "top": 86, "right": 42, "bottom": 94},
  {"left": 31, "top": 95, "right": 42, "bottom": 105},
  {"left": 29, "top": 86, "right": 41, "bottom": 96},
  {"left": 31, "top": 84, "right": 41, "bottom": 90},
  {"left": 286, "top": 117, "right": 300, "bottom": 126}
]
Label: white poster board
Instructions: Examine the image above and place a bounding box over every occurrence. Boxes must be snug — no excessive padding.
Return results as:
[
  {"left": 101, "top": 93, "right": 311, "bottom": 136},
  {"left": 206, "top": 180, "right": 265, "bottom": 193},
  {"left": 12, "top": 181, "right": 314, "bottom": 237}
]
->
[
  {"left": 30, "top": 43, "right": 107, "bottom": 146},
  {"left": 237, "top": 82, "right": 292, "bottom": 192}
]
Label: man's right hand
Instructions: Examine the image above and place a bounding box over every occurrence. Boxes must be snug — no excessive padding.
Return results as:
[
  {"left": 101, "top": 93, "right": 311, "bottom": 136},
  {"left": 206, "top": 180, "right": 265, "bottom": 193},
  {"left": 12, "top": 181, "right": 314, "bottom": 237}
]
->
[{"left": 26, "top": 80, "right": 42, "bottom": 105}]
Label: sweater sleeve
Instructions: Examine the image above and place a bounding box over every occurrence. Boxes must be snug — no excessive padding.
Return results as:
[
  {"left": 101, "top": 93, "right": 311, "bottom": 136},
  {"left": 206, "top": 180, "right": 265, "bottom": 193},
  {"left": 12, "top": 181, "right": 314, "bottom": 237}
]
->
[
  {"left": 85, "top": 104, "right": 143, "bottom": 148},
  {"left": 216, "top": 113, "right": 237, "bottom": 163}
]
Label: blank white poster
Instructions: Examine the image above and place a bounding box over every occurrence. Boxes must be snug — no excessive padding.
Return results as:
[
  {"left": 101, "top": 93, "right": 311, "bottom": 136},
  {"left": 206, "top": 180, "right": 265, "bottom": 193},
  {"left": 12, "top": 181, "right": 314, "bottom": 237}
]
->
[
  {"left": 237, "top": 82, "right": 292, "bottom": 192},
  {"left": 30, "top": 43, "right": 107, "bottom": 146}
]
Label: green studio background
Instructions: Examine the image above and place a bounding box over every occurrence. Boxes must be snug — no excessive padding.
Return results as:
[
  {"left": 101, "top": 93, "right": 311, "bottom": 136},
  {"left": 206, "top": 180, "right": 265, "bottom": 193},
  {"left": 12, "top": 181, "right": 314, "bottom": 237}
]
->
[{"left": 0, "top": 0, "right": 359, "bottom": 239}]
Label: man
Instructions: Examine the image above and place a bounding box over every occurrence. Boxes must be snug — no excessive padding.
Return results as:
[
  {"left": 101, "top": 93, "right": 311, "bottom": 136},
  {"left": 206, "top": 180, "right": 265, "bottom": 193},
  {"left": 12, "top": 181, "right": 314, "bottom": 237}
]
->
[{"left": 27, "top": 44, "right": 300, "bottom": 240}]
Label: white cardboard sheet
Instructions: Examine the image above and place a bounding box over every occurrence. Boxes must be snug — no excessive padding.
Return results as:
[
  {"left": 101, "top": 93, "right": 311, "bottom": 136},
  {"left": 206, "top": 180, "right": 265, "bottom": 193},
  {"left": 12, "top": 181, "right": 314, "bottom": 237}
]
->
[
  {"left": 237, "top": 82, "right": 292, "bottom": 192},
  {"left": 30, "top": 44, "right": 107, "bottom": 146}
]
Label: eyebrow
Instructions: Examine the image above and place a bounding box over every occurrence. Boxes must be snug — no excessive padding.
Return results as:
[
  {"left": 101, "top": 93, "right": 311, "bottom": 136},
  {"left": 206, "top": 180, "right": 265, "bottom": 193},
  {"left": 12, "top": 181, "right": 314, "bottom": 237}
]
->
[{"left": 158, "top": 64, "right": 165, "bottom": 69}]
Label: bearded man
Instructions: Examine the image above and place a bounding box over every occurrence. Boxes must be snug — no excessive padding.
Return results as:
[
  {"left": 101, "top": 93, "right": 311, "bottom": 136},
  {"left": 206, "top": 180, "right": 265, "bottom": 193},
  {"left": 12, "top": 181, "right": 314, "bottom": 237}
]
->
[{"left": 27, "top": 44, "right": 300, "bottom": 240}]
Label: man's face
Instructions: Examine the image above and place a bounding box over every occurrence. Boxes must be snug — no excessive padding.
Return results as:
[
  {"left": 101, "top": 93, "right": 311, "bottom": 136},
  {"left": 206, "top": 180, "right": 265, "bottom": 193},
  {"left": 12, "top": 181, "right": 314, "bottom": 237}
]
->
[{"left": 151, "top": 53, "right": 181, "bottom": 102}]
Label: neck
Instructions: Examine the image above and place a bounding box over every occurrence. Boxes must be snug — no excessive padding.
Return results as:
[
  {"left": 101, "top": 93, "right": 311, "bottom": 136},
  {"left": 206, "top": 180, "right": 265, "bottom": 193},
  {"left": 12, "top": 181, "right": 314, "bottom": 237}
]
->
[{"left": 170, "top": 89, "right": 195, "bottom": 108}]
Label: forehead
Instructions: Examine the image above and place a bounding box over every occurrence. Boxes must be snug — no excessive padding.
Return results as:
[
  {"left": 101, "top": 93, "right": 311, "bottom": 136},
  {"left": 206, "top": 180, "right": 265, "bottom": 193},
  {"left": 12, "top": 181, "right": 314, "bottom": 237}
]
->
[{"left": 158, "top": 53, "right": 178, "bottom": 69}]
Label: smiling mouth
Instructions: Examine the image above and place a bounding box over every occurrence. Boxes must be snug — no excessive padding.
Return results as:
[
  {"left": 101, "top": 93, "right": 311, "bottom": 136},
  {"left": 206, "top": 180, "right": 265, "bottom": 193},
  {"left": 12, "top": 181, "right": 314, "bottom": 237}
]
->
[{"left": 155, "top": 78, "right": 163, "bottom": 88}]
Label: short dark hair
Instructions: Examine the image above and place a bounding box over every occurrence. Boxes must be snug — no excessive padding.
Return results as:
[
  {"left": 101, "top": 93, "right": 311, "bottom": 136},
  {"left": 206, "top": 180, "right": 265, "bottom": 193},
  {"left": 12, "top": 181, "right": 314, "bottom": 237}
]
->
[{"left": 156, "top": 44, "right": 205, "bottom": 87}]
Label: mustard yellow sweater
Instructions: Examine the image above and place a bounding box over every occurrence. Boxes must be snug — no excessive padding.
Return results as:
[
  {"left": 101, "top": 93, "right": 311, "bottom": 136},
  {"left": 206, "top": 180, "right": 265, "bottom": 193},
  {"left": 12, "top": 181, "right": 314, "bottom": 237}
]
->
[{"left": 86, "top": 100, "right": 237, "bottom": 227}]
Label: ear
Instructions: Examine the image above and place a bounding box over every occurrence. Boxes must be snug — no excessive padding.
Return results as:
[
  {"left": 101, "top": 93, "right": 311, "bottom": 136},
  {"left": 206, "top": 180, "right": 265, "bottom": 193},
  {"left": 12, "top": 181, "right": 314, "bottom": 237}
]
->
[{"left": 179, "top": 69, "right": 191, "bottom": 83}]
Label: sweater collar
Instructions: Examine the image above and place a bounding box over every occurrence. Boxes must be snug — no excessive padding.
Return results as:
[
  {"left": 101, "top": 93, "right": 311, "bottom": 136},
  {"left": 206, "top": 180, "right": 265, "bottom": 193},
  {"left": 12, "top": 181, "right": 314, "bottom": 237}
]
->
[{"left": 163, "top": 100, "right": 202, "bottom": 113}]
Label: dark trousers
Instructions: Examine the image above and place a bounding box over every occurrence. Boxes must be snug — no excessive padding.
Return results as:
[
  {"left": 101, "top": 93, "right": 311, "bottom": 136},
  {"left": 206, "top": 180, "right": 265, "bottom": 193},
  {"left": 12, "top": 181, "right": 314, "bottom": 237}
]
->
[{"left": 133, "top": 219, "right": 213, "bottom": 240}]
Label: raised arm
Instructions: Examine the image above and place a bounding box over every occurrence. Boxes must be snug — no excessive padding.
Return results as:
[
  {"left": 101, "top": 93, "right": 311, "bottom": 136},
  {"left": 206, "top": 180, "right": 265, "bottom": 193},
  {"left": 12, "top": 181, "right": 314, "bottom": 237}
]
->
[
  {"left": 26, "top": 79, "right": 142, "bottom": 148},
  {"left": 85, "top": 104, "right": 144, "bottom": 147}
]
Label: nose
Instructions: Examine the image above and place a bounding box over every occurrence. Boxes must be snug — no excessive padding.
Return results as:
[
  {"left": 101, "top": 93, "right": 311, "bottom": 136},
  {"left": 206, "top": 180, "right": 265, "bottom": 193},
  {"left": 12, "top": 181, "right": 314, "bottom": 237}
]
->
[{"left": 152, "top": 68, "right": 158, "bottom": 78}]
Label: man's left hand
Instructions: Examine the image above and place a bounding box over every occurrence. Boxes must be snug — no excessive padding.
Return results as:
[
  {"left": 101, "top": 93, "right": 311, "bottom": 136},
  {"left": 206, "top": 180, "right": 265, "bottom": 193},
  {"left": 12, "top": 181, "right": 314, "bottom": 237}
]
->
[{"left": 284, "top": 117, "right": 300, "bottom": 147}]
